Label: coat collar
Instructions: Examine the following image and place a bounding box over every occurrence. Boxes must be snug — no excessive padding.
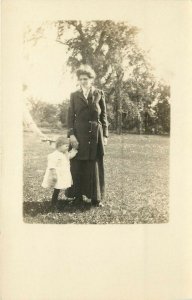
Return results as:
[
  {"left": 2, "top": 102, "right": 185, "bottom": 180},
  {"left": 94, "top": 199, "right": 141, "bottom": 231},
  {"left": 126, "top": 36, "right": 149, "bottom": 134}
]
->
[{"left": 77, "top": 86, "right": 97, "bottom": 105}]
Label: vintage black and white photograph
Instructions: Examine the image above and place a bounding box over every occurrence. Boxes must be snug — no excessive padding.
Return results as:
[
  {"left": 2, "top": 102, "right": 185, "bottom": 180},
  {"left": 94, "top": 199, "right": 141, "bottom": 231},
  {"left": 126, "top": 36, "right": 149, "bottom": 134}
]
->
[
  {"left": 2, "top": 1, "right": 192, "bottom": 299},
  {"left": 23, "top": 20, "right": 170, "bottom": 224}
]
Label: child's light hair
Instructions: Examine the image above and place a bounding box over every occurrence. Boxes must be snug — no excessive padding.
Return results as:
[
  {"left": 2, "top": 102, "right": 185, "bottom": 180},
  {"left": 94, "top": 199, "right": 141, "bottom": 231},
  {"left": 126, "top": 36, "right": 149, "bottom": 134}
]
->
[{"left": 55, "top": 136, "right": 68, "bottom": 149}]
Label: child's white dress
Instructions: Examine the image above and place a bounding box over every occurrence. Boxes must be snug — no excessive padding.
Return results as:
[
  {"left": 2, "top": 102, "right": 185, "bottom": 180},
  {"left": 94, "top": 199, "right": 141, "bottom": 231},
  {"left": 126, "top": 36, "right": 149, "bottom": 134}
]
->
[{"left": 42, "top": 149, "right": 77, "bottom": 189}]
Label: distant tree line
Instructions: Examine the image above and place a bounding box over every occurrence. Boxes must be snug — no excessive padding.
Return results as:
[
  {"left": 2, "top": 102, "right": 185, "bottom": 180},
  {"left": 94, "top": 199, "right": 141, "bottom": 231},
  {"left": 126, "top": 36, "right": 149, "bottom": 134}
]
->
[
  {"left": 28, "top": 93, "right": 170, "bottom": 135},
  {"left": 28, "top": 98, "right": 68, "bottom": 130}
]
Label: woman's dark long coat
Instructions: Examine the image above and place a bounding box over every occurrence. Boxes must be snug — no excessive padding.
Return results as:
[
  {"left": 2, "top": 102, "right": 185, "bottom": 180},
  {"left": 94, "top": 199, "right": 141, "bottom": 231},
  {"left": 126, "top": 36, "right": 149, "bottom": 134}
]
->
[{"left": 67, "top": 88, "right": 108, "bottom": 160}]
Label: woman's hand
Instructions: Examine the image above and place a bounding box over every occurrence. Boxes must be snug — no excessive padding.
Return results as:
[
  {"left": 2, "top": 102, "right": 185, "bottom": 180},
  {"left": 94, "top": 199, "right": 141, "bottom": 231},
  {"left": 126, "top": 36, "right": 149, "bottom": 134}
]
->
[
  {"left": 103, "top": 137, "right": 108, "bottom": 146},
  {"left": 70, "top": 135, "right": 79, "bottom": 149}
]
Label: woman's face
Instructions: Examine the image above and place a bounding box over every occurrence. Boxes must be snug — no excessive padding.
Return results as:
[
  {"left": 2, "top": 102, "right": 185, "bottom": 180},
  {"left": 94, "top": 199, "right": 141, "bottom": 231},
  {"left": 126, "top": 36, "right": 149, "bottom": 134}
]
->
[{"left": 79, "top": 74, "right": 92, "bottom": 89}]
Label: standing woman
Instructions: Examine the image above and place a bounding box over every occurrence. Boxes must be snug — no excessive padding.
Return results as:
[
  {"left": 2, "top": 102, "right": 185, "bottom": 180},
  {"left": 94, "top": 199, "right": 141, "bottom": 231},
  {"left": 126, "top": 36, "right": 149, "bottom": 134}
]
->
[{"left": 67, "top": 65, "right": 108, "bottom": 207}]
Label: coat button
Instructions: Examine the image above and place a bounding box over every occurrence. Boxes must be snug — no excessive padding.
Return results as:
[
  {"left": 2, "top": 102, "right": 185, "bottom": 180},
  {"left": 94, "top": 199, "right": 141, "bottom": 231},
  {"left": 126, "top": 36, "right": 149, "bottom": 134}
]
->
[
  {"left": 89, "top": 131, "right": 91, "bottom": 133},
  {"left": 88, "top": 142, "right": 90, "bottom": 144}
]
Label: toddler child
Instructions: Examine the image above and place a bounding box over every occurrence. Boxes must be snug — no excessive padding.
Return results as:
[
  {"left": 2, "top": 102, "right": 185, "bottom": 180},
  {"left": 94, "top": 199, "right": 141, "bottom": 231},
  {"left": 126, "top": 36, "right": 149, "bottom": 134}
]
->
[{"left": 42, "top": 136, "right": 77, "bottom": 207}]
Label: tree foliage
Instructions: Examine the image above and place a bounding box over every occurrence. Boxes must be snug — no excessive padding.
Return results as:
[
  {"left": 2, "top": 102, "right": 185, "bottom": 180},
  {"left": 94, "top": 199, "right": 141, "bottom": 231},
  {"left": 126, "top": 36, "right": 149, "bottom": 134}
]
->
[
  {"left": 29, "top": 98, "right": 60, "bottom": 128},
  {"left": 55, "top": 20, "right": 170, "bottom": 134},
  {"left": 55, "top": 21, "right": 140, "bottom": 87},
  {"left": 58, "top": 100, "right": 70, "bottom": 127},
  {"left": 24, "top": 20, "right": 170, "bottom": 134}
]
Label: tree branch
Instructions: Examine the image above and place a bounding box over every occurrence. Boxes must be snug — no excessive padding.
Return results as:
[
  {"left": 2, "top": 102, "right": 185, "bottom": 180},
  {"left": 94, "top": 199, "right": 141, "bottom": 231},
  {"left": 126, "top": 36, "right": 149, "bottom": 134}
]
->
[
  {"left": 55, "top": 39, "right": 66, "bottom": 46},
  {"left": 67, "top": 21, "right": 85, "bottom": 40},
  {"left": 94, "top": 30, "right": 106, "bottom": 55},
  {"left": 103, "top": 71, "right": 113, "bottom": 85}
]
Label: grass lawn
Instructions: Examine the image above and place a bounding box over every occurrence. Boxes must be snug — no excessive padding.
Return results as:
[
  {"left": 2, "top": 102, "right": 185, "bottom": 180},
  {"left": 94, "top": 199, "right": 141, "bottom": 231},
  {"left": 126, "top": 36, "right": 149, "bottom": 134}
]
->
[{"left": 23, "top": 130, "right": 169, "bottom": 224}]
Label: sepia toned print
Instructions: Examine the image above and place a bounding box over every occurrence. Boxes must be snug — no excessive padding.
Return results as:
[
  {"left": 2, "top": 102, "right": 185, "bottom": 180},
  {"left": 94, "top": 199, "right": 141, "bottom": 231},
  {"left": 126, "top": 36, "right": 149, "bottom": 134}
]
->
[
  {"left": 2, "top": 1, "right": 192, "bottom": 300},
  {"left": 23, "top": 20, "right": 170, "bottom": 224}
]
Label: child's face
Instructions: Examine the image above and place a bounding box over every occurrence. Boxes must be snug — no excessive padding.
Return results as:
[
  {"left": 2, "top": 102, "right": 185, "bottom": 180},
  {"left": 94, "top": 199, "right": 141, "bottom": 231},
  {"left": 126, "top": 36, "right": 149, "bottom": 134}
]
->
[{"left": 58, "top": 144, "right": 68, "bottom": 153}]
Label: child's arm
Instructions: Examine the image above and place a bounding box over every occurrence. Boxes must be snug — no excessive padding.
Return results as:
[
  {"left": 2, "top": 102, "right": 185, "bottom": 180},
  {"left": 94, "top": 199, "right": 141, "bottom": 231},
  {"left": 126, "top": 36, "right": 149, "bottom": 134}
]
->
[{"left": 68, "top": 148, "right": 78, "bottom": 159}]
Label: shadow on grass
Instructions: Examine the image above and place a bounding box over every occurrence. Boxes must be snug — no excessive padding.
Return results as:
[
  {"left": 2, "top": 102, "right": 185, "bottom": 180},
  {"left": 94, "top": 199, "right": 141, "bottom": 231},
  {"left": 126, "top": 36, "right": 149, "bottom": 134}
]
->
[{"left": 23, "top": 200, "right": 92, "bottom": 217}]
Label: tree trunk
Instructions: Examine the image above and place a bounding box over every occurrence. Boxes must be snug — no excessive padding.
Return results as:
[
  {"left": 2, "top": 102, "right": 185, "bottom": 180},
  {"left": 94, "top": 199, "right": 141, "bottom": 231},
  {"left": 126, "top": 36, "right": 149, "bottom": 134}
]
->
[
  {"left": 116, "top": 76, "right": 123, "bottom": 135},
  {"left": 117, "top": 107, "right": 122, "bottom": 134}
]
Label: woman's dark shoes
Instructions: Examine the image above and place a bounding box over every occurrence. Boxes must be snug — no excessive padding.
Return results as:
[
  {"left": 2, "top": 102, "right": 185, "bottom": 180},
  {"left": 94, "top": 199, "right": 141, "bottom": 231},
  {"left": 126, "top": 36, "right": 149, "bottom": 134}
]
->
[
  {"left": 74, "top": 196, "right": 83, "bottom": 203},
  {"left": 92, "top": 201, "right": 104, "bottom": 207}
]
